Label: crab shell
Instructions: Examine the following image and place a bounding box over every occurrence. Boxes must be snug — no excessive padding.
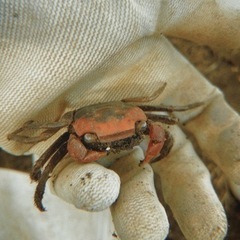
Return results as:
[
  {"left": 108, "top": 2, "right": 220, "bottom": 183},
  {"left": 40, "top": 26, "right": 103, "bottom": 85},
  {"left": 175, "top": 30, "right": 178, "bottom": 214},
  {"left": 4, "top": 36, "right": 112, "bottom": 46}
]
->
[
  {"left": 72, "top": 101, "right": 147, "bottom": 142},
  {"left": 67, "top": 101, "right": 166, "bottom": 163}
]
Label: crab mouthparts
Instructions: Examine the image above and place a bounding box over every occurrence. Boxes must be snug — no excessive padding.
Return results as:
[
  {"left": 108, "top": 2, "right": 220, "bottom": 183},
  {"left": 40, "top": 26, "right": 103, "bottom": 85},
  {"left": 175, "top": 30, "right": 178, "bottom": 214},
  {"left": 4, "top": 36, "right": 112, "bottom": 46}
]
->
[{"left": 84, "top": 133, "right": 144, "bottom": 153}]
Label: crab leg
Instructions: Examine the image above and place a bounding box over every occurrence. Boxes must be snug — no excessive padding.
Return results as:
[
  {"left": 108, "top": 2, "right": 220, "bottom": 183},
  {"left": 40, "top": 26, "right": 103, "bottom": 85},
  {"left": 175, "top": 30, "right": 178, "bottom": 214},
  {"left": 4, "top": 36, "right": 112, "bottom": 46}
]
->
[
  {"left": 8, "top": 129, "right": 61, "bottom": 144},
  {"left": 34, "top": 141, "right": 68, "bottom": 212},
  {"left": 122, "top": 83, "right": 167, "bottom": 103},
  {"left": 139, "top": 101, "right": 204, "bottom": 112},
  {"left": 7, "top": 119, "right": 70, "bottom": 143},
  {"left": 145, "top": 113, "right": 178, "bottom": 125},
  {"left": 22, "top": 120, "right": 70, "bottom": 129},
  {"left": 30, "top": 132, "right": 70, "bottom": 181}
]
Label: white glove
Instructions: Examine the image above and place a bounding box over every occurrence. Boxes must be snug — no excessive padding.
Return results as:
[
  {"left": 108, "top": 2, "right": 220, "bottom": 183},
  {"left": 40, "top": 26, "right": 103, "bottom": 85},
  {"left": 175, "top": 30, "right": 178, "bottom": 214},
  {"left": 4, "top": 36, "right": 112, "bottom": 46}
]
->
[{"left": 1, "top": 1, "right": 240, "bottom": 240}]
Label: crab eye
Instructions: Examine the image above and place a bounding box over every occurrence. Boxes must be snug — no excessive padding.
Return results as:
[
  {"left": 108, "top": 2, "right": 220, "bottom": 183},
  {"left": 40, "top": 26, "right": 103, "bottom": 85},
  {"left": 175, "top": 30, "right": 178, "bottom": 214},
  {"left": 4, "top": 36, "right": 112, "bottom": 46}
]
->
[
  {"left": 135, "top": 121, "right": 147, "bottom": 132},
  {"left": 83, "top": 133, "right": 98, "bottom": 143}
]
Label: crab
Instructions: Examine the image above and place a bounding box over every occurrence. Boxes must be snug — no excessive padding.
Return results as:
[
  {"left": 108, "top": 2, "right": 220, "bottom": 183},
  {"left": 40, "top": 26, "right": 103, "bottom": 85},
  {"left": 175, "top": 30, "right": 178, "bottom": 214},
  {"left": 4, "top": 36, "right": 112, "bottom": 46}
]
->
[{"left": 8, "top": 83, "right": 203, "bottom": 211}]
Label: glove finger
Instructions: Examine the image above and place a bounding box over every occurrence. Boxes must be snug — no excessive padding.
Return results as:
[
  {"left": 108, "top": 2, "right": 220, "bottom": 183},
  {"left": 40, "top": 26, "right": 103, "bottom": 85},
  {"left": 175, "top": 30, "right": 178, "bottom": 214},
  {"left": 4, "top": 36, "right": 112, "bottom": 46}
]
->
[
  {"left": 49, "top": 156, "right": 120, "bottom": 212},
  {"left": 111, "top": 147, "right": 169, "bottom": 240},
  {"left": 152, "top": 125, "right": 227, "bottom": 240},
  {"left": 185, "top": 94, "right": 240, "bottom": 199},
  {"left": 147, "top": 38, "right": 240, "bottom": 200}
]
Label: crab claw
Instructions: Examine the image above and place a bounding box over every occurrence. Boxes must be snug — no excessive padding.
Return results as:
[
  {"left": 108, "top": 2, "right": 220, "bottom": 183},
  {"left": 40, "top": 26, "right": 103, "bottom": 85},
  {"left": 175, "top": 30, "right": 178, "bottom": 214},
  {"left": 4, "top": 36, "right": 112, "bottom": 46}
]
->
[
  {"left": 67, "top": 134, "right": 106, "bottom": 163},
  {"left": 141, "top": 122, "right": 166, "bottom": 165}
]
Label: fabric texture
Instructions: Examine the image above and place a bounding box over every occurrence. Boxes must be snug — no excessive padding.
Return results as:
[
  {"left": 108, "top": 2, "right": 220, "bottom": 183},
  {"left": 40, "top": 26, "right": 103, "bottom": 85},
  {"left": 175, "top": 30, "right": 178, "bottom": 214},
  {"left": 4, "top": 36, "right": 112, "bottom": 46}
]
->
[{"left": 1, "top": 1, "right": 240, "bottom": 239}]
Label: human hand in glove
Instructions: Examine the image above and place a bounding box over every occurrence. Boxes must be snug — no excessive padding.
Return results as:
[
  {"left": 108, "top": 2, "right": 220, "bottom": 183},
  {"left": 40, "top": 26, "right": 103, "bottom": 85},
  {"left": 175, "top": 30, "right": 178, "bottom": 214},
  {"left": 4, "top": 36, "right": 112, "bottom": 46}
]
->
[{"left": 1, "top": 1, "right": 240, "bottom": 239}]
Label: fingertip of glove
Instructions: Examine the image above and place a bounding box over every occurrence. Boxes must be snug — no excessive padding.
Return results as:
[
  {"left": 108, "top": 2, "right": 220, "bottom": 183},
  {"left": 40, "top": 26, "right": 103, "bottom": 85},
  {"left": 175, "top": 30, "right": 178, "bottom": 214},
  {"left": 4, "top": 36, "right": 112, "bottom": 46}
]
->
[{"left": 50, "top": 160, "right": 120, "bottom": 211}]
